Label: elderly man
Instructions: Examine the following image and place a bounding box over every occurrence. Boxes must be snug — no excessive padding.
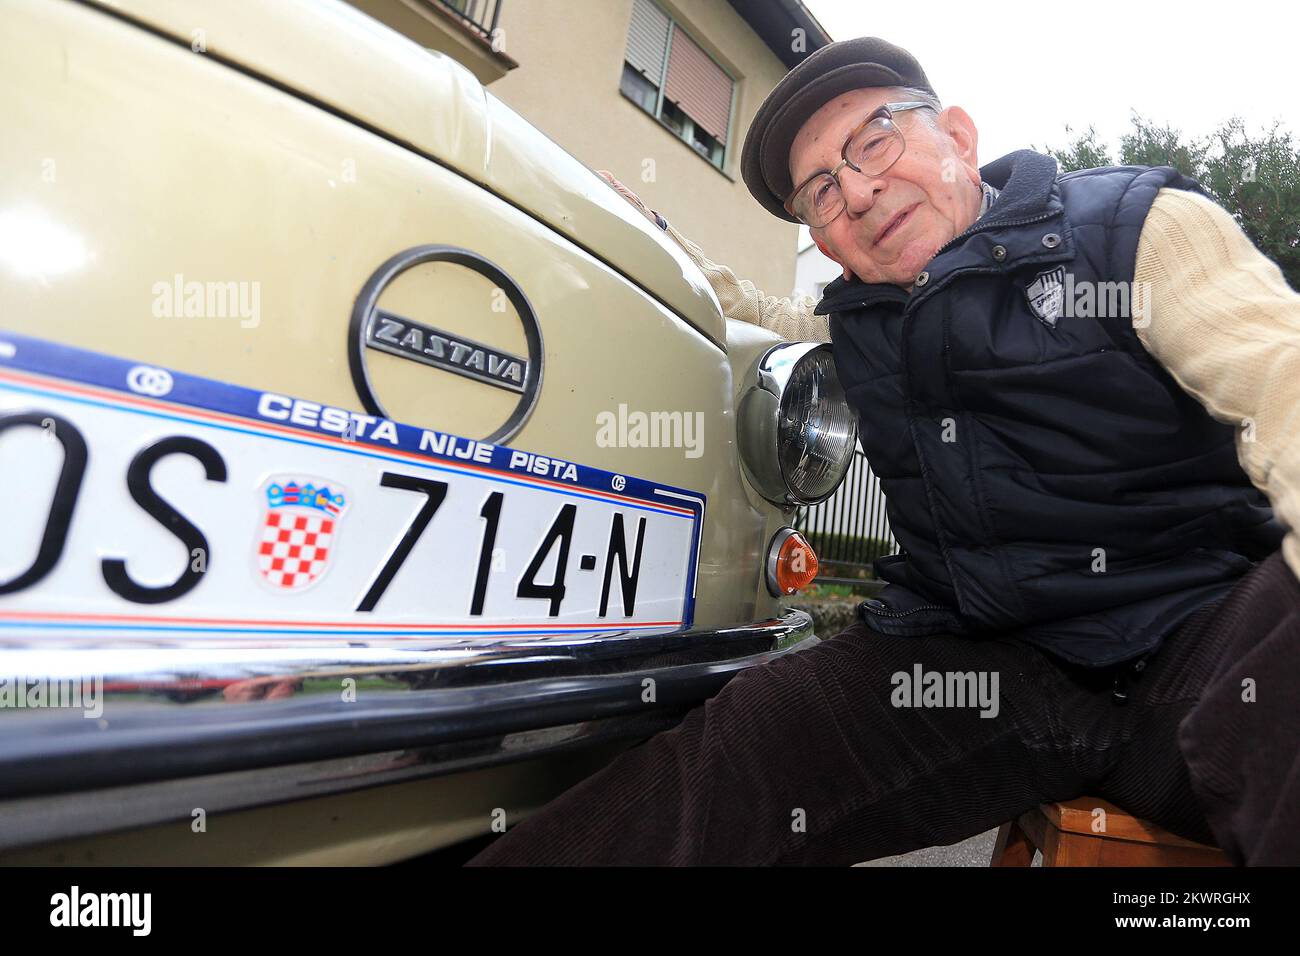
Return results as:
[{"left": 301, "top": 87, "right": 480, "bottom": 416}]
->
[{"left": 469, "top": 38, "right": 1300, "bottom": 866}]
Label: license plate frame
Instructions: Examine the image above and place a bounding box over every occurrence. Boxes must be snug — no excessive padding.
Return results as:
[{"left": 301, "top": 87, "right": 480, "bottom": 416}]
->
[{"left": 0, "top": 332, "right": 705, "bottom": 645}]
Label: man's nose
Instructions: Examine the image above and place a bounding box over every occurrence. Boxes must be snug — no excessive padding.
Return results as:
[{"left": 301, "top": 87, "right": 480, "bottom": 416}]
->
[{"left": 840, "top": 168, "right": 886, "bottom": 217}]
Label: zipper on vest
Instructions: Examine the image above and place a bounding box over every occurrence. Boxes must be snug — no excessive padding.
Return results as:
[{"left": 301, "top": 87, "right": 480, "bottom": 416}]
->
[{"left": 861, "top": 599, "right": 950, "bottom": 618}]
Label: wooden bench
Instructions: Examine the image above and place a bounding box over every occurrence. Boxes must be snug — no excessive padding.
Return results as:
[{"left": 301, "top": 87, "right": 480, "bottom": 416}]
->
[{"left": 990, "top": 797, "right": 1231, "bottom": 866}]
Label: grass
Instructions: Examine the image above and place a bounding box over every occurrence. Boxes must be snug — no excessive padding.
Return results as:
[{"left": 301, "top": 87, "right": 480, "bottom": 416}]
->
[{"left": 803, "top": 581, "right": 873, "bottom": 600}]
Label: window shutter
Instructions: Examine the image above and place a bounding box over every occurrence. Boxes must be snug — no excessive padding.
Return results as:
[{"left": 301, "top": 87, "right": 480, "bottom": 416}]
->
[
  {"left": 625, "top": 0, "right": 670, "bottom": 83},
  {"left": 663, "top": 24, "right": 733, "bottom": 145}
]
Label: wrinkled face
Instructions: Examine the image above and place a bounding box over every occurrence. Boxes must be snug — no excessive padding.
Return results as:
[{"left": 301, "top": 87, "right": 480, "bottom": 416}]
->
[{"left": 788, "top": 88, "right": 984, "bottom": 287}]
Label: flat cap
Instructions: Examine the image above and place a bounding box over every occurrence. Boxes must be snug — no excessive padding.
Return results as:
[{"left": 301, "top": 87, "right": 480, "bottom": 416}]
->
[{"left": 740, "top": 37, "right": 936, "bottom": 222}]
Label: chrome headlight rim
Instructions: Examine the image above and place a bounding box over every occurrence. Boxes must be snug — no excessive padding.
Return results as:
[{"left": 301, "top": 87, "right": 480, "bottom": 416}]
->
[{"left": 738, "top": 342, "right": 858, "bottom": 507}]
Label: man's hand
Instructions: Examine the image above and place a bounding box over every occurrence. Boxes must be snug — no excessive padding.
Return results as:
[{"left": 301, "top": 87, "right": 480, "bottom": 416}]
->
[
  {"left": 597, "top": 170, "right": 658, "bottom": 226},
  {"left": 597, "top": 171, "right": 826, "bottom": 342}
]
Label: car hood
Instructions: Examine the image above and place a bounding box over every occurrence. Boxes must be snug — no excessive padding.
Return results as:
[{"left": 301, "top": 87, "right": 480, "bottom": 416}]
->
[{"left": 87, "top": 0, "right": 726, "bottom": 348}]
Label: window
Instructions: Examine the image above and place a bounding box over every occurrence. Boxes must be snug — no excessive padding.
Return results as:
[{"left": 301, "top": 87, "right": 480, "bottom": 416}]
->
[{"left": 621, "top": 0, "right": 734, "bottom": 171}]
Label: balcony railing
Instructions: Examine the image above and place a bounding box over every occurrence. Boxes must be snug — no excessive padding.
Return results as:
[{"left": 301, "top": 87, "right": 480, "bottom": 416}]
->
[{"left": 427, "top": 0, "right": 502, "bottom": 42}]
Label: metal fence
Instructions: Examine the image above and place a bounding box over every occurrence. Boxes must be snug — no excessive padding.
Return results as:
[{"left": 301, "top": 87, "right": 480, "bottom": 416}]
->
[
  {"left": 429, "top": 0, "right": 503, "bottom": 41},
  {"left": 796, "top": 449, "right": 897, "bottom": 580}
]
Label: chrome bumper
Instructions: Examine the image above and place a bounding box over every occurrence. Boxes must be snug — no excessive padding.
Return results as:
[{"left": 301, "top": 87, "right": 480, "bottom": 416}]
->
[{"left": 0, "top": 610, "right": 815, "bottom": 849}]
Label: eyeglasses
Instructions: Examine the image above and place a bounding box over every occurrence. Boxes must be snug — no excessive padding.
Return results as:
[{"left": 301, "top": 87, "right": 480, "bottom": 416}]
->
[{"left": 784, "top": 102, "right": 934, "bottom": 228}]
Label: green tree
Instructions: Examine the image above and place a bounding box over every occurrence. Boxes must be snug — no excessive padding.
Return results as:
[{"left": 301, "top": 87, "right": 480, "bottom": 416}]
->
[
  {"left": 1043, "top": 123, "right": 1116, "bottom": 172},
  {"left": 1040, "top": 113, "right": 1300, "bottom": 289}
]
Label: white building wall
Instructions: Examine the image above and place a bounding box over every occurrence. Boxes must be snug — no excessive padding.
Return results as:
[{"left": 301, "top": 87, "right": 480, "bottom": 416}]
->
[{"left": 793, "top": 233, "right": 843, "bottom": 300}]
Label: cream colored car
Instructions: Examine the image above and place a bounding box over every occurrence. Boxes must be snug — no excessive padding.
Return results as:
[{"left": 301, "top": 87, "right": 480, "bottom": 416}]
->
[{"left": 0, "top": 0, "right": 856, "bottom": 864}]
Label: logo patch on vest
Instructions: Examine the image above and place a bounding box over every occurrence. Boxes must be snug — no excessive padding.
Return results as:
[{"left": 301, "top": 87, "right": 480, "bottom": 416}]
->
[{"left": 1025, "top": 266, "right": 1066, "bottom": 328}]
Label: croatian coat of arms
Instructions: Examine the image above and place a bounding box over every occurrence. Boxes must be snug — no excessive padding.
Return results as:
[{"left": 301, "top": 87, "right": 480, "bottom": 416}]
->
[{"left": 255, "top": 477, "right": 348, "bottom": 591}]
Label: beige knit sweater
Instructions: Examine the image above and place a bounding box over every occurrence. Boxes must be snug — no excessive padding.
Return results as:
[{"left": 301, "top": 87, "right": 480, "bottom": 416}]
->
[{"left": 667, "top": 189, "right": 1300, "bottom": 581}]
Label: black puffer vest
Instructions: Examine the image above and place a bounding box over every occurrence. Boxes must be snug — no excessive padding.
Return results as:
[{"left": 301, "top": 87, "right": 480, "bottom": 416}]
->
[{"left": 818, "top": 149, "right": 1283, "bottom": 667}]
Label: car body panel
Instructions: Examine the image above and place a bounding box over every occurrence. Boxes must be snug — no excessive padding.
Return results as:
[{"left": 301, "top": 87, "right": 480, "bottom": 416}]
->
[
  {"left": 79, "top": 0, "right": 727, "bottom": 346},
  {"left": 0, "top": 744, "right": 634, "bottom": 866}
]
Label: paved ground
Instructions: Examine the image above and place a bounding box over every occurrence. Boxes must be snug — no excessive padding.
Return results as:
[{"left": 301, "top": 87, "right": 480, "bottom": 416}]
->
[
  {"left": 439, "top": 824, "right": 1033, "bottom": 866},
  {"left": 856, "top": 826, "right": 1040, "bottom": 866}
]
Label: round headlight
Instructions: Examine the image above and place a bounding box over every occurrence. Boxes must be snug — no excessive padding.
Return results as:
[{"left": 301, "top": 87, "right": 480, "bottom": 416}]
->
[{"left": 738, "top": 342, "right": 858, "bottom": 506}]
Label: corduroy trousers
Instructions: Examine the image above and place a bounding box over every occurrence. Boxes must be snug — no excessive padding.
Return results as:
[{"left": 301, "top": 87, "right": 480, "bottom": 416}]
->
[{"left": 468, "top": 552, "right": 1300, "bottom": 866}]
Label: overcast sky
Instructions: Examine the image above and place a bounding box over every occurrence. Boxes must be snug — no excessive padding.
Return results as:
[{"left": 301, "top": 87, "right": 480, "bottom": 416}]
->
[
  {"left": 791, "top": 0, "right": 1297, "bottom": 252},
  {"left": 801, "top": 0, "right": 1299, "bottom": 165}
]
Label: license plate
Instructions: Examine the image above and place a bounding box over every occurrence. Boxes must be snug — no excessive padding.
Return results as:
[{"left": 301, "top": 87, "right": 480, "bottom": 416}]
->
[{"left": 0, "top": 333, "right": 704, "bottom": 644}]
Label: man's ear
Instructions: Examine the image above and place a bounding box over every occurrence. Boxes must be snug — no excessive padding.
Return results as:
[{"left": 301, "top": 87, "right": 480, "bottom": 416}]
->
[
  {"left": 938, "top": 106, "right": 979, "bottom": 171},
  {"left": 814, "top": 236, "right": 853, "bottom": 281}
]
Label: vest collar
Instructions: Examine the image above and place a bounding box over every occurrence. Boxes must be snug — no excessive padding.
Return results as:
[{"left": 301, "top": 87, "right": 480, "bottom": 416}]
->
[{"left": 816, "top": 149, "right": 1072, "bottom": 316}]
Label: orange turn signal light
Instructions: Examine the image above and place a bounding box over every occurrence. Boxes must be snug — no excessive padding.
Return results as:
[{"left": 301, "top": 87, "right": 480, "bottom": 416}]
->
[{"left": 767, "top": 529, "right": 819, "bottom": 596}]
